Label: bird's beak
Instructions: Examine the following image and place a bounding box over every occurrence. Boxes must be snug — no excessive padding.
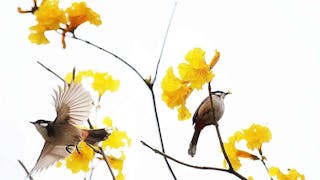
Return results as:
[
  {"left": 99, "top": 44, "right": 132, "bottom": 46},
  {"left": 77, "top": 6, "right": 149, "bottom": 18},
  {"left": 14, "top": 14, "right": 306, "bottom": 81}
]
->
[{"left": 30, "top": 121, "right": 36, "bottom": 125}]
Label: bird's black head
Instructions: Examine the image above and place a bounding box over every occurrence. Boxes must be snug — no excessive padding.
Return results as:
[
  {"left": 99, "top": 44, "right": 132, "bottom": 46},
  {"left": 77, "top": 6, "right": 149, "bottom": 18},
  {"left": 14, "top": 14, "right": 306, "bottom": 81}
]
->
[
  {"left": 30, "top": 119, "right": 51, "bottom": 127},
  {"left": 211, "top": 90, "right": 231, "bottom": 98}
]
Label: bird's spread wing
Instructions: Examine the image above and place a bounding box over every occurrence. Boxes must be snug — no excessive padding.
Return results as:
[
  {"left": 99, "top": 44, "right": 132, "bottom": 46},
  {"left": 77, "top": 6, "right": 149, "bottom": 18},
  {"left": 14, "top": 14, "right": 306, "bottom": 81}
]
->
[
  {"left": 31, "top": 143, "right": 69, "bottom": 173},
  {"left": 53, "top": 82, "right": 93, "bottom": 125}
]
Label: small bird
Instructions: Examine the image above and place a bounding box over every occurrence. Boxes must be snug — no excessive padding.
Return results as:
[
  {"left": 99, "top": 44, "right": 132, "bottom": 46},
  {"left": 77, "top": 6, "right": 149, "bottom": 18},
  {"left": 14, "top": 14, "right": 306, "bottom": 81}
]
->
[
  {"left": 188, "top": 91, "right": 230, "bottom": 157},
  {"left": 30, "top": 81, "right": 110, "bottom": 174}
]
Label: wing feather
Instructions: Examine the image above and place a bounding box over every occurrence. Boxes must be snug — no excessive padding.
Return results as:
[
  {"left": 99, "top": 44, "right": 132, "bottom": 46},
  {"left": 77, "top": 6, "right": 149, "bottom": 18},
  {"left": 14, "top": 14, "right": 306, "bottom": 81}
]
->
[
  {"left": 54, "top": 82, "right": 93, "bottom": 125},
  {"left": 31, "top": 143, "right": 69, "bottom": 174}
]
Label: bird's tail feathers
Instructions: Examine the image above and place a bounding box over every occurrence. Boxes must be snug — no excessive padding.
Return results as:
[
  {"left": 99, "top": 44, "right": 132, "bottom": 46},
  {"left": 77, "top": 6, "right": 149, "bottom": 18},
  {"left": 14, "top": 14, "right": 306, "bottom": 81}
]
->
[
  {"left": 83, "top": 128, "right": 111, "bottom": 145},
  {"left": 188, "top": 129, "right": 201, "bottom": 157}
]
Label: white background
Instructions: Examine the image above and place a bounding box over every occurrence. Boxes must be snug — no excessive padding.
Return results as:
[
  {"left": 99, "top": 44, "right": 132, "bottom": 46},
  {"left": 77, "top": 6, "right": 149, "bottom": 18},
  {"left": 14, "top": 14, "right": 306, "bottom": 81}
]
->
[{"left": 1, "top": 0, "right": 319, "bottom": 179}]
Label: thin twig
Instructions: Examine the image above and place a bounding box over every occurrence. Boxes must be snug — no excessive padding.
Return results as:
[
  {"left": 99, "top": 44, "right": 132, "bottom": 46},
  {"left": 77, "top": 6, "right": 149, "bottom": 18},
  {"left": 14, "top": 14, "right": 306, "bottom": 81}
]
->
[
  {"left": 147, "top": 3, "right": 178, "bottom": 179},
  {"left": 18, "top": 160, "right": 34, "bottom": 180},
  {"left": 208, "top": 84, "right": 231, "bottom": 167},
  {"left": 64, "top": 3, "right": 179, "bottom": 178},
  {"left": 151, "top": 2, "right": 177, "bottom": 86},
  {"left": 37, "top": 61, "right": 65, "bottom": 83},
  {"left": 259, "top": 149, "right": 273, "bottom": 180},
  {"left": 207, "top": 83, "right": 247, "bottom": 180},
  {"left": 150, "top": 90, "right": 177, "bottom": 179},
  {"left": 141, "top": 141, "right": 229, "bottom": 172},
  {"left": 86, "top": 143, "right": 115, "bottom": 180},
  {"left": 98, "top": 147, "right": 116, "bottom": 180},
  {"left": 87, "top": 115, "right": 115, "bottom": 179},
  {"left": 207, "top": 83, "right": 233, "bottom": 169},
  {"left": 71, "top": 36, "right": 146, "bottom": 83}
]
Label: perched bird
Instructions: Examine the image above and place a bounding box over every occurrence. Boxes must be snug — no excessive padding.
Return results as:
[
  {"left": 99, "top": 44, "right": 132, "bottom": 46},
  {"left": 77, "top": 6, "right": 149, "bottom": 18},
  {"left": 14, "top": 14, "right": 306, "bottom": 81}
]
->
[
  {"left": 188, "top": 91, "right": 230, "bottom": 157},
  {"left": 30, "top": 82, "right": 110, "bottom": 174}
]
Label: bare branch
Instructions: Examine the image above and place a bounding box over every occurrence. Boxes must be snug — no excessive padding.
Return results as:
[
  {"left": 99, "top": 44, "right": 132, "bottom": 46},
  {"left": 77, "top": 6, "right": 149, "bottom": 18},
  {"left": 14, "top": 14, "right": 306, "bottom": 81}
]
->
[
  {"left": 86, "top": 119, "right": 115, "bottom": 180},
  {"left": 152, "top": 2, "right": 177, "bottom": 86},
  {"left": 18, "top": 160, "right": 33, "bottom": 180},
  {"left": 141, "top": 141, "right": 229, "bottom": 172},
  {"left": 37, "top": 61, "right": 65, "bottom": 83},
  {"left": 207, "top": 83, "right": 247, "bottom": 180},
  {"left": 98, "top": 147, "right": 116, "bottom": 180}
]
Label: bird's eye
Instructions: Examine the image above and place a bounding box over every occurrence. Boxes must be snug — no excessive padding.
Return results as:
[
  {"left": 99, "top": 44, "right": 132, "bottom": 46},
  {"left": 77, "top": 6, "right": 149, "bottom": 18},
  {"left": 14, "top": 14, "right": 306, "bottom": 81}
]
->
[{"left": 39, "top": 122, "right": 48, "bottom": 127}]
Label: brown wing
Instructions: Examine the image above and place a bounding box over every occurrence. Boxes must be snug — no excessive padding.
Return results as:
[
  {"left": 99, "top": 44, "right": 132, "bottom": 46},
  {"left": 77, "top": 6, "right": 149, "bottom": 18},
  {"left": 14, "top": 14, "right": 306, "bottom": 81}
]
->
[
  {"left": 31, "top": 143, "right": 69, "bottom": 173},
  {"left": 53, "top": 82, "right": 93, "bottom": 125},
  {"left": 192, "top": 96, "right": 211, "bottom": 124}
]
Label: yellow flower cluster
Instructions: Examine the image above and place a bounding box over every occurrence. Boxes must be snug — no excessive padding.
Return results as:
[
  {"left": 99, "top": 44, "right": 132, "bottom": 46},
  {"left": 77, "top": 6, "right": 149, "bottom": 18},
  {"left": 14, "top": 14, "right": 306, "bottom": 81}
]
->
[
  {"left": 269, "top": 167, "right": 305, "bottom": 180},
  {"left": 29, "top": 0, "right": 66, "bottom": 45},
  {"left": 65, "top": 70, "right": 120, "bottom": 98},
  {"left": 161, "top": 48, "right": 220, "bottom": 120},
  {"left": 101, "top": 117, "right": 131, "bottom": 180},
  {"left": 243, "top": 124, "right": 272, "bottom": 150},
  {"left": 65, "top": 141, "right": 95, "bottom": 173},
  {"left": 19, "top": 0, "right": 101, "bottom": 48},
  {"left": 64, "top": 71, "right": 129, "bottom": 179},
  {"left": 223, "top": 124, "right": 271, "bottom": 170},
  {"left": 56, "top": 117, "right": 131, "bottom": 179}
]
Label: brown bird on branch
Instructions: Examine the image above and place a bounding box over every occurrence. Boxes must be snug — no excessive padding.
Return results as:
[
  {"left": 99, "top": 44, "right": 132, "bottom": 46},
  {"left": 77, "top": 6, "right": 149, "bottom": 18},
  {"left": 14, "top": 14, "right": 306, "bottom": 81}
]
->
[{"left": 188, "top": 91, "right": 230, "bottom": 157}]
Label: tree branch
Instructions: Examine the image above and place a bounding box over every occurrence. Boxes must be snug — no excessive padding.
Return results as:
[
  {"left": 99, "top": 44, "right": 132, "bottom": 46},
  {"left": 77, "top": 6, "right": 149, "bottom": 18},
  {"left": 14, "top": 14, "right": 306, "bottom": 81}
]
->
[
  {"left": 150, "top": 90, "right": 177, "bottom": 179},
  {"left": 72, "top": 36, "right": 146, "bottom": 84},
  {"left": 151, "top": 2, "right": 177, "bottom": 86},
  {"left": 141, "top": 141, "right": 228, "bottom": 172},
  {"left": 98, "top": 147, "right": 116, "bottom": 180},
  {"left": 57, "top": 3, "right": 179, "bottom": 178},
  {"left": 37, "top": 61, "right": 65, "bottom": 83},
  {"left": 207, "top": 83, "right": 247, "bottom": 180},
  {"left": 18, "top": 160, "right": 33, "bottom": 180},
  {"left": 86, "top": 119, "right": 116, "bottom": 180}
]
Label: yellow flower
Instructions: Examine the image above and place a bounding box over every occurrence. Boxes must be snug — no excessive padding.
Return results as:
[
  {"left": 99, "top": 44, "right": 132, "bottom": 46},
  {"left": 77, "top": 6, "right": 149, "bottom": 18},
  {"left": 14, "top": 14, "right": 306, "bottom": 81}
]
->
[
  {"left": 210, "top": 50, "right": 220, "bottom": 69},
  {"left": 177, "top": 105, "right": 191, "bottom": 120},
  {"left": 66, "top": 2, "right": 101, "bottom": 29},
  {"left": 91, "top": 72, "right": 120, "bottom": 97},
  {"left": 161, "top": 48, "right": 221, "bottom": 120},
  {"left": 65, "top": 141, "right": 95, "bottom": 173},
  {"left": 116, "top": 172, "right": 125, "bottom": 180},
  {"left": 108, "top": 152, "right": 126, "bottom": 172},
  {"left": 29, "top": 0, "right": 66, "bottom": 44},
  {"left": 65, "top": 70, "right": 93, "bottom": 83},
  {"left": 178, "top": 48, "right": 214, "bottom": 90},
  {"left": 248, "top": 176, "right": 254, "bottom": 180},
  {"left": 103, "top": 116, "right": 113, "bottom": 127},
  {"left": 161, "top": 67, "right": 193, "bottom": 120},
  {"left": 65, "top": 70, "right": 120, "bottom": 97},
  {"left": 162, "top": 67, "right": 192, "bottom": 108},
  {"left": 223, "top": 141, "right": 241, "bottom": 170},
  {"left": 62, "top": 2, "right": 102, "bottom": 48},
  {"left": 102, "top": 129, "right": 131, "bottom": 149},
  {"left": 55, "top": 161, "right": 62, "bottom": 168},
  {"left": 243, "top": 124, "right": 272, "bottom": 150},
  {"left": 236, "top": 150, "right": 259, "bottom": 160},
  {"left": 269, "top": 167, "right": 305, "bottom": 180},
  {"left": 223, "top": 129, "right": 260, "bottom": 170}
]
